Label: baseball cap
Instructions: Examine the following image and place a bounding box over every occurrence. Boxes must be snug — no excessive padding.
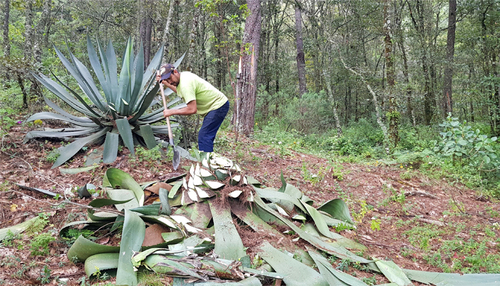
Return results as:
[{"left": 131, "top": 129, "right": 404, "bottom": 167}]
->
[{"left": 159, "top": 64, "right": 175, "bottom": 81}]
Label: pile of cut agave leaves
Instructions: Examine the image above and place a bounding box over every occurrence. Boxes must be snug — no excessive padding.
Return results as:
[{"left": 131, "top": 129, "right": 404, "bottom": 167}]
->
[{"left": 58, "top": 152, "right": 500, "bottom": 286}]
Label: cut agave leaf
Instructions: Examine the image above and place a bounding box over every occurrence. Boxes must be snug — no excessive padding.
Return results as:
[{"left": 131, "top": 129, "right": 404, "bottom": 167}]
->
[
  {"left": 308, "top": 250, "right": 368, "bottom": 286},
  {"left": 0, "top": 217, "right": 39, "bottom": 241},
  {"left": 116, "top": 210, "right": 145, "bottom": 286},
  {"left": 228, "top": 190, "right": 243, "bottom": 198},
  {"left": 257, "top": 241, "right": 328, "bottom": 286},
  {"left": 209, "top": 201, "right": 246, "bottom": 260},
  {"left": 205, "top": 181, "right": 225, "bottom": 190},
  {"left": 84, "top": 253, "right": 119, "bottom": 277},
  {"left": 375, "top": 260, "right": 413, "bottom": 286},
  {"left": 67, "top": 235, "right": 120, "bottom": 263},
  {"left": 317, "top": 199, "right": 355, "bottom": 225},
  {"left": 187, "top": 188, "right": 199, "bottom": 202},
  {"left": 103, "top": 168, "right": 144, "bottom": 206},
  {"left": 402, "top": 269, "right": 500, "bottom": 286}
]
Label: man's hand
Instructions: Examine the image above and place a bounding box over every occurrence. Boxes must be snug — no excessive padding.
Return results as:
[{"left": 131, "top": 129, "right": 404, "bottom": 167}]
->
[
  {"left": 163, "top": 100, "right": 197, "bottom": 118},
  {"left": 163, "top": 108, "right": 173, "bottom": 118}
]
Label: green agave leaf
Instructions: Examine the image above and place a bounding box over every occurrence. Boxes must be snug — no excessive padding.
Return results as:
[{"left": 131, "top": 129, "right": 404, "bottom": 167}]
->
[
  {"left": 31, "top": 72, "right": 100, "bottom": 118},
  {"left": 54, "top": 46, "right": 105, "bottom": 111},
  {"left": 67, "top": 235, "right": 120, "bottom": 263},
  {"left": 209, "top": 200, "right": 246, "bottom": 260},
  {"left": 87, "top": 36, "right": 112, "bottom": 103},
  {"left": 229, "top": 201, "right": 281, "bottom": 236},
  {"left": 69, "top": 51, "right": 107, "bottom": 111},
  {"left": 139, "top": 45, "right": 164, "bottom": 96},
  {"left": 300, "top": 200, "right": 335, "bottom": 239},
  {"left": 103, "top": 168, "right": 144, "bottom": 206},
  {"left": 88, "top": 197, "right": 131, "bottom": 221},
  {"left": 308, "top": 250, "right": 368, "bottom": 286},
  {"left": 59, "top": 220, "right": 110, "bottom": 237},
  {"left": 254, "top": 187, "right": 305, "bottom": 213},
  {"left": 116, "top": 118, "right": 135, "bottom": 155},
  {"left": 130, "top": 204, "right": 161, "bottom": 215},
  {"left": 52, "top": 127, "right": 109, "bottom": 168},
  {"left": 172, "top": 277, "right": 261, "bottom": 286},
  {"left": 257, "top": 241, "right": 328, "bottom": 286},
  {"left": 26, "top": 112, "right": 98, "bottom": 127},
  {"left": 159, "top": 188, "right": 172, "bottom": 215},
  {"left": 24, "top": 128, "right": 99, "bottom": 142},
  {"left": 174, "top": 201, "right": 211, "bottom": 229},
  {"left": 403, "top": 269, "right": 500, "bottom": 286},
  {"left": 85, "top": 253, "right": 119, "bottom": 277},
  {"left": 116, "top": 210, "right": 145, "bottom": 286},
  {"left": 103, "top": 132, "right": 119, "bottom": 164},
  {"left": 117, "top": 37, "right": 133, "bottom": 115},
  {"left": 43, "top": 96, "right": 96, "bottom": 124},
  {"left": 106, "top": 189, "right": 140, "bottom": 211},
  {"left": 130, "top": 84, "right": 161, "bottom": 123},
  {"left": 253, "top": 195, "right": 370, "bottom": 263},
  {"left": 137, "top": 124, "right": 158, "bottom": 149},
  {"left": 128, "top": 41, "right": 144, "bottom": 109},
  {"left": 0, "top": 217, "right": 39, "bottom": 241},
  {"left": 375, "top": 260, "right": 412, "bottom": 286},
  {"left": 60, "top": 165, "right": 99, "bottom": 174},
  {"left": 317, "top": 199, "right": 355, "bottom": 225},
  {"left": 143, "top": 254, "right": 206, "bottom": 280},
  {"left": 101, "top": 40, "right": 119, "bottom": 104}
]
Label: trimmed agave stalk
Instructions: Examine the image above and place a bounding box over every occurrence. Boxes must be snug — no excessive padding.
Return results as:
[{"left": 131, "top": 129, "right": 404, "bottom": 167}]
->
[{"left": 25, "top": 36, "right": 185, "bottom": 168}]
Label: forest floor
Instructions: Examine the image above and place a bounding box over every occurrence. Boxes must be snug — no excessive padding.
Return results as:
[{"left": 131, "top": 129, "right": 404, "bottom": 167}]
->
[{"left": 1, "top": 121, "right": 500, "bottom": 285}]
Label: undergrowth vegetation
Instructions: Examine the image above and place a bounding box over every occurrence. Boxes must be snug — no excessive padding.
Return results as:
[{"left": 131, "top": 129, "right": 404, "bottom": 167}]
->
[{"left": 252, "top": 101, "right": 500, "bottom": 198}]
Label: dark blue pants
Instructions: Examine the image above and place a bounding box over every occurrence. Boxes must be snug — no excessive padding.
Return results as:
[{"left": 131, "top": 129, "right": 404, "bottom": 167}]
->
[{"left": 198, "top": 101, "right": 229, "bottom": 152}]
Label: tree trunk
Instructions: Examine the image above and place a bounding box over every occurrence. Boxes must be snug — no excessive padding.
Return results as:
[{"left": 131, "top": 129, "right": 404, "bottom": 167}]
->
[
  {"left": 161, "top": 0, "right": 174, "bottom": 63},
  {"left": 139, "top": 0, "right": 153, "bottom": 66},
  {"left": 185, "top": 2, "right": 200, "bottom": 72},
  {"left": 384, "top": 0, "right": 399, "bottom": 148},
  {"left": 324, "top": 67, "right": 342, "bottom": 137},
  {"left": 34, "top": 0, "right": 52, "bottom": 66},
  {"left": 236, "top": 0, "right": 261, "bottom": 136},
  {"left": 442, "top": 0, "right": 456, "bottom": 116},
  {"left": 3, "top": 0, "right": 10, "bottom": 58},
  {"left": 2, "top": 0, "right": 10, "bottom": 80},
  {"left": 24, "top": 0, "right": 34, "bottom": 61},
  {"left": 294, "top": 1, "right": 307, "bottom": 97}
]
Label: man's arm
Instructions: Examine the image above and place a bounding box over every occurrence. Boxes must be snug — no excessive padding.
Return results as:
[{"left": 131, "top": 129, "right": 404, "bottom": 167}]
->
[{"left": 163, "top": 100, "right": 197, "bottom": 117}]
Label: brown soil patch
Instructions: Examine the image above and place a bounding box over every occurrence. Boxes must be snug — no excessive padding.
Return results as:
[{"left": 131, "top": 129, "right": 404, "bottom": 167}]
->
[{"left": 1, "top": 121, "right": 499, "bottom": 285}]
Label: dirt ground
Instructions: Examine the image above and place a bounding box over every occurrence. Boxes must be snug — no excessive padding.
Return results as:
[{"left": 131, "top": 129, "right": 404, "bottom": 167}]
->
[{"left": 1, "top": 122, "right": 500, "bottom": 285}]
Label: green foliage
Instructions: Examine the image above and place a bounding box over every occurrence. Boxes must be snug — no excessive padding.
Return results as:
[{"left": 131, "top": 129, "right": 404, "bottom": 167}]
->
[
  {"left": 370, "top": 218, "right": 381, "bottom": 231},
  {"left": 0, "top": 107, "right": 18, "bottom": 136},
  {"left": 37, "top": 265, "right": 52, "bottom": 284},
  {"left": 434, "top": 115, "right": 499, "bottom": 169},
  {"left": 29, "top": 233, "right": 56, "bottom": 256}
]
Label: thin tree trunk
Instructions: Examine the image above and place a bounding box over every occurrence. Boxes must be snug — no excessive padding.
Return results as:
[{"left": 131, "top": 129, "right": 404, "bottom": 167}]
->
[
  {"left": 294, "top": 1, "right": 307, "bottom": 96},
  {"left": 3, "top": 0, "right": 10, "bottom": 58},
  {"left": 236, "top": 0, "right": 261, "bottom": 136},
  {"left": 442, "top": 0, "right": 456, "bottom": 116},
  {"left": 161, "top": 0, "right": 174, "bottom": 63},
  {"left": 185, "top": 2, "right": 200, "bottom": 72},
  {"left": 340, "top": 56, "right": 389, "bottom": 144},
  {"left": 384, "top": 0, "right": 399, "bottom": 148},
  {"left": 2, "top": 0, "right": 10, "bottom": 80},
  {"left": 324, "top": 68, "right": 342, "bottom": 137}
]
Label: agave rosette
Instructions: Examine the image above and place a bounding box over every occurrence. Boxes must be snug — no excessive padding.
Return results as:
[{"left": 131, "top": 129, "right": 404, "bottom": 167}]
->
[{"left": 25, "top": 37, "right": 185, "bottom": 168}]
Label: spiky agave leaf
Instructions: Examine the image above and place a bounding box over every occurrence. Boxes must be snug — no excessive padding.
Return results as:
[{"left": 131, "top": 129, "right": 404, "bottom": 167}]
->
[{"left": 26, "top": 37, "right": 187, "bottom": 167}]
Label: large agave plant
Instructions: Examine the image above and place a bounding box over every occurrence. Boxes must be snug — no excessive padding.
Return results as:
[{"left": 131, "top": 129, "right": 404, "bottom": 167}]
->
[{"left": 25, "top": 37, "right": 184, "bottom": 168}]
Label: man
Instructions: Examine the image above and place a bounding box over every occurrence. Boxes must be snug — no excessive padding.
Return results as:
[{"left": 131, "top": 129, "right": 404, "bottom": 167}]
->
[{"left": 157, "top": 64, "right": 229, "bottom": 152}]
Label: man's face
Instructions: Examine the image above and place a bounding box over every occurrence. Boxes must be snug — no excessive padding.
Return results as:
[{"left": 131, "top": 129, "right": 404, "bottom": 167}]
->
[{"left": 163, "top": 70, "right": 180, "bottom": 87}]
